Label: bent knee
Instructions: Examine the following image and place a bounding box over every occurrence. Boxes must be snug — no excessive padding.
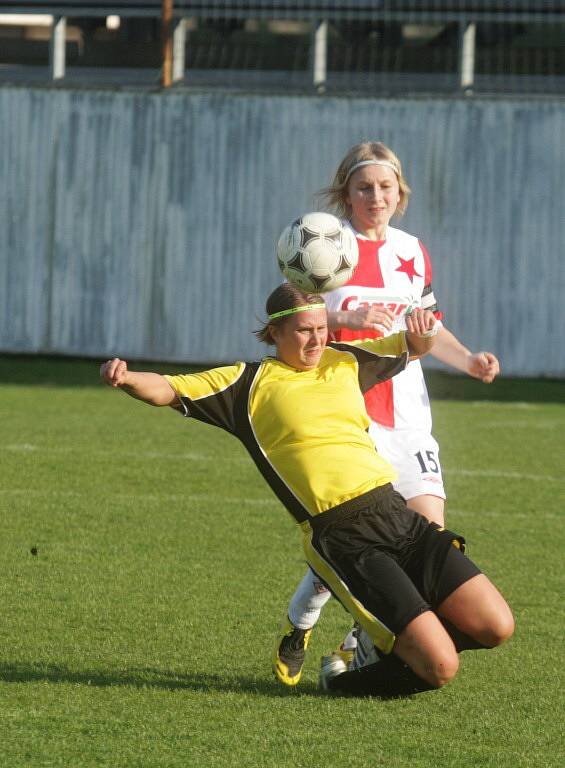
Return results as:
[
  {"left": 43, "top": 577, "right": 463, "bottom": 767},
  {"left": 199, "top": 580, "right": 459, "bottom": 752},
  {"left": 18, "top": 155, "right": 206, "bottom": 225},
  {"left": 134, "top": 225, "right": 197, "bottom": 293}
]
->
[
  {"left": 426, "top": 651, "right": 459, "bottom": 688},
  {"left": 481, "top": 610, "right": 515, "bottom": 648}
]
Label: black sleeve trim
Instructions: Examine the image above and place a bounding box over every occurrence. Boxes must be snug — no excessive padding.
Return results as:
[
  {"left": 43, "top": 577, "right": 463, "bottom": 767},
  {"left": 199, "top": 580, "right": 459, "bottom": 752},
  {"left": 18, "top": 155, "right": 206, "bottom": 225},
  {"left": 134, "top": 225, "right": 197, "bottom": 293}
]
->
[{"left": 331, "top": 343, "right": 408, "bottom": 394}]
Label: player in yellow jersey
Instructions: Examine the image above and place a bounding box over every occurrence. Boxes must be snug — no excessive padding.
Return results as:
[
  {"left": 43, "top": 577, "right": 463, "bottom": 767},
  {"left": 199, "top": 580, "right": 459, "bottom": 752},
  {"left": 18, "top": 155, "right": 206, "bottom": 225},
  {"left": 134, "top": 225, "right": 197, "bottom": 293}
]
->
[
  {"left": 275, "top": 141, "right": 501, "bottom": 687},
  {"left": 100, "top": 283, "right": 513, "bottom": 697}
]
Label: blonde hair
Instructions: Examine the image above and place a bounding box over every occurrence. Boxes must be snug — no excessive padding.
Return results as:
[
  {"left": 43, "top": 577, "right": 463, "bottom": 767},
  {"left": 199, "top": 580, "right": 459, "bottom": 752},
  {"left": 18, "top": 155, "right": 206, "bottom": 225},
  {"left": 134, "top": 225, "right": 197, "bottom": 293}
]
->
[
  {"left": 318, "top": 141, "right": 411, "bottom": 219},
  {"left": 255, "top": 283, "right": 325, "bottom": 345}
]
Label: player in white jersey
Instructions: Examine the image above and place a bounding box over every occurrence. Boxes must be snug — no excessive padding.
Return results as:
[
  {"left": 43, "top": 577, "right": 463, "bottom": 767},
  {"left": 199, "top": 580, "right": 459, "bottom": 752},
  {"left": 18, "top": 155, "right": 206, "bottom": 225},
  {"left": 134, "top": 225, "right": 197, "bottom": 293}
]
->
[
  {"left": 325, "top": 225, "right": 442, "bottom": 496},
  {"left": 273, "top": 141, "right": 501, "bottom": 687}
]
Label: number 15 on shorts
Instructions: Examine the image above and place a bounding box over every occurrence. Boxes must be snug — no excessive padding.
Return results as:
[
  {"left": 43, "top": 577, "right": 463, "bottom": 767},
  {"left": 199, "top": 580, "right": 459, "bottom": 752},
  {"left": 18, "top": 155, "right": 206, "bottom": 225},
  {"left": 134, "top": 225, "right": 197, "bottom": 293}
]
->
[{"left": 415, "top": 450, "right": 439, "bottom": 474}]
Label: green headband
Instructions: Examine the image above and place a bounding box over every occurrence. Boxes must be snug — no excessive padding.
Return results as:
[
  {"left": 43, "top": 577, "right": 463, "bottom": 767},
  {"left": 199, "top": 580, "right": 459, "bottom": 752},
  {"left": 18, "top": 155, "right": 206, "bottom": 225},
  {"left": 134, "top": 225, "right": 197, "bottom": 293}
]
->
[{"left": 268, "top": 303, "right": 326, "bottom": 321}]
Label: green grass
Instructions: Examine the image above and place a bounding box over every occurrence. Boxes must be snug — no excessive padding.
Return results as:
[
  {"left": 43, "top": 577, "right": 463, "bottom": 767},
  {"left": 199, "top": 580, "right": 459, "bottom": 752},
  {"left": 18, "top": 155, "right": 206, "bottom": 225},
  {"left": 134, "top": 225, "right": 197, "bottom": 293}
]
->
[{"left": 1, "top": 356, "right": 564, "bottom": 767}]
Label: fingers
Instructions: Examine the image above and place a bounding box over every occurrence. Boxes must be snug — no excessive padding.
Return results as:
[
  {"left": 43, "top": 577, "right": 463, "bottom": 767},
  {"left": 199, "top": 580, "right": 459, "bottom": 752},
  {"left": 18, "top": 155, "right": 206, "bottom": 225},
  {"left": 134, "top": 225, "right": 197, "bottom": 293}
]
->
[
  {"left": 468, "top": 352, "right": 500, "bottom": 383},
  {"left": 99, "top": 359, "right": 115, "bottom": 386},
  {"left": 475, "top": 353, "right": 492, "bottom": 382},
  {"left": 365, "top": 306, "right": 394, "bottom": 331},
  {"left": 484, "top": 352, "right": 500, "bottom": 376},
  {"left": 100, "top": 358, "right": 128, "bottom": 387},
  {"left": 405, "top": 308, "right": 437, "bottom": 337},
  {"left": 352, "top": 306, "right": 394, "bottom": 331},
  {"left": 482, "top": 353, "right": 500, "bottom": 383},
  {"left": 349, "top": 306, "right": 438, "bottom": 335}
]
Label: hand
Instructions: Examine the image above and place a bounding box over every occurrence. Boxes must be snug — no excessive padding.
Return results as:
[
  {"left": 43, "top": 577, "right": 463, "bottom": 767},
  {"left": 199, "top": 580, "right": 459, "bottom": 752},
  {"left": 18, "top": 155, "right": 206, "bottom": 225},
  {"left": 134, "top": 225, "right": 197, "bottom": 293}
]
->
[
  {"left": 100, "top": 358, "right": 129, "bottom": 388},
  {"left": 342, "top": 306, "right": 395, "bottom": 332},
  {"left": 405, "top": 308, "right": 437, "bottom": 337},
  {"left": 466, "top": 352, "right": 500, "bottom": 383}
]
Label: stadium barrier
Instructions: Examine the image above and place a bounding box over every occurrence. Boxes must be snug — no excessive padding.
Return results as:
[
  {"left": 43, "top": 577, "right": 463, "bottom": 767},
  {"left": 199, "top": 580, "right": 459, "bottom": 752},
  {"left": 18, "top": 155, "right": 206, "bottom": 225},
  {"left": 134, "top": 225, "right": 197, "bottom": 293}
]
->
[
  {"left": 1, "top": 85, "right": 563, "bottom": 376},
  {"left": 0, "top": 1, "right": 564, "bottom": 92}
]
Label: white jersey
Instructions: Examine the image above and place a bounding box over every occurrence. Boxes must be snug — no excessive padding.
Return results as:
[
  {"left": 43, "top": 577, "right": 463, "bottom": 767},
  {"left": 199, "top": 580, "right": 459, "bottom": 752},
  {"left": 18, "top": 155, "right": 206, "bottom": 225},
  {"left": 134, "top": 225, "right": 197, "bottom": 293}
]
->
[{"left": 325, "top": 224, "right": 442, "bottom": 432}]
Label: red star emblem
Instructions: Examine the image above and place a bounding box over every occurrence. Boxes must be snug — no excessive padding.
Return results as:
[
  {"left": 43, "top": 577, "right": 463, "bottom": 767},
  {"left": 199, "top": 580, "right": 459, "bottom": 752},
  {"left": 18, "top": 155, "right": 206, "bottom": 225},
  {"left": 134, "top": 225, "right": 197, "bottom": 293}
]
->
[{"left": 395, "top": 255, "right": 422, "bottom": 283}]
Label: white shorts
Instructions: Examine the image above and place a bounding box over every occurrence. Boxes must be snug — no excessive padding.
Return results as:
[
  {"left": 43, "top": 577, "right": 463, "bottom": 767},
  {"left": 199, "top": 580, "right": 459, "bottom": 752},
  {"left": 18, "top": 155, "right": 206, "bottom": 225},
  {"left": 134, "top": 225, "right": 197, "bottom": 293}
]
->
[{"left": 368, "top": 422, "right": 446, "bottom": 501}]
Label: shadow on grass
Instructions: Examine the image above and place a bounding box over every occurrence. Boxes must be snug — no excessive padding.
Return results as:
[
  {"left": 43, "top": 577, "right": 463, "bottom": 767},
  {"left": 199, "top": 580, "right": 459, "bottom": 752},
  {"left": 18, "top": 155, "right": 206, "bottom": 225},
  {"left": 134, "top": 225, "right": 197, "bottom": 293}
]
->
[
  {"left": 424, "top": 370, "right": 565, "bottom": 404},
  {"left": 0, "top": 661, "right": 320, "bottom": 697},
  {"left": 1, "top": 354, "right": 563, "bottom": 402},
  {"left": 0, "top": 355, "right": 205, "bottom": 389}
]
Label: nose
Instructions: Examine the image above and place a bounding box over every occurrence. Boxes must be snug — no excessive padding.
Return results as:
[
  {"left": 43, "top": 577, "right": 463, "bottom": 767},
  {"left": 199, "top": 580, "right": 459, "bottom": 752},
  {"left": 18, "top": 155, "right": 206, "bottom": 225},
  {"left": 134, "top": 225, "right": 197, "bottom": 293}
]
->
[{"left": 310, "top": 329, "right": 323, "bottom": 346}]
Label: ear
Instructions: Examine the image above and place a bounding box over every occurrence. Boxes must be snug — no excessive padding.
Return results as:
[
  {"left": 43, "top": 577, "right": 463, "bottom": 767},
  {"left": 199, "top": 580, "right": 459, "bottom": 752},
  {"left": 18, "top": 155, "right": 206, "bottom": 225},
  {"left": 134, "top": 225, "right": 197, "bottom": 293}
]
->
[{"left": 269, "top": 323, "right": 280, "bottom": 343}]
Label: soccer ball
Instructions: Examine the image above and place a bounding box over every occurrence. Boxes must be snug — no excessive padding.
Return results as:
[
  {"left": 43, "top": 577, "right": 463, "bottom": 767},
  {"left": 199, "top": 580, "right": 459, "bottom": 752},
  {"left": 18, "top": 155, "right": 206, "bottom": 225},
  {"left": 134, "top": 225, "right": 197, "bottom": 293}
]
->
[{"left": 276, "top": 212, "right": 359, "bottom": 293}]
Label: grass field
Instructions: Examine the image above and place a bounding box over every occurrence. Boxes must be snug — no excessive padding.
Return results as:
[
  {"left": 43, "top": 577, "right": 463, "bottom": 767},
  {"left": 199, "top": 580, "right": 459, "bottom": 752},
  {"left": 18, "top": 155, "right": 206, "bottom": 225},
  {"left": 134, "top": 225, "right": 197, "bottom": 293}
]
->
[{"left": 1, "top": 355, "right": 564, "bottom": 768}]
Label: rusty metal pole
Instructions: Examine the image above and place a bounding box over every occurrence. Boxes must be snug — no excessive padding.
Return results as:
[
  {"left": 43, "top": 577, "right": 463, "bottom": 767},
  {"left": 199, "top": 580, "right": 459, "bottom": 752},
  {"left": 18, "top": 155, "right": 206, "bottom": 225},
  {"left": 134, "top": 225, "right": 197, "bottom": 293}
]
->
[{"left": 162, "top": 0, "right": 173, "bottom": 87}]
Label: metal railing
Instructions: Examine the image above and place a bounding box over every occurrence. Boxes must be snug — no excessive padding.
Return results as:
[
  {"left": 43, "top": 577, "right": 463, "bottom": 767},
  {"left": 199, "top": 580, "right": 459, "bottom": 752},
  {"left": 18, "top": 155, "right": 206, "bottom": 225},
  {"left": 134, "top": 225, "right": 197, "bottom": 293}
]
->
[{"left": 1, "top": 1, "right": 564, "bottom": 91}]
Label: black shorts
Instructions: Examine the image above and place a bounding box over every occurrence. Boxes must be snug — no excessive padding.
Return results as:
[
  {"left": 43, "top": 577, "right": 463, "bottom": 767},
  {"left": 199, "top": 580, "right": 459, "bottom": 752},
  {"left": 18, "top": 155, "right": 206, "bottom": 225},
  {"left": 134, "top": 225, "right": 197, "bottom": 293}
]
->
[{"left": 304, "top": 485, "right": 481, "bottom": 652}]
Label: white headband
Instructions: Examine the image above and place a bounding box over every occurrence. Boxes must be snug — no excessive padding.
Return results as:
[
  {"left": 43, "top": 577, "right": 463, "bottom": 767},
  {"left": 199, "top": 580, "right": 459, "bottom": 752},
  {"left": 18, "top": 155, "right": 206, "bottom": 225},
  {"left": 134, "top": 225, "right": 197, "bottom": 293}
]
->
[{"left": 344, "top": 159, "right": 399, "bottom": 183}]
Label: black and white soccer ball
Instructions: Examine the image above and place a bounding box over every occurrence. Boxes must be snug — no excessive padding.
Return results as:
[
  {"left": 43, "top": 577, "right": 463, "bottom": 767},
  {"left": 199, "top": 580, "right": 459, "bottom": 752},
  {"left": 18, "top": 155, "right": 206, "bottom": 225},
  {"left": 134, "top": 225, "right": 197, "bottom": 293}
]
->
[{"left": 276, "top": 212, "right": 359, "bottom": 293}]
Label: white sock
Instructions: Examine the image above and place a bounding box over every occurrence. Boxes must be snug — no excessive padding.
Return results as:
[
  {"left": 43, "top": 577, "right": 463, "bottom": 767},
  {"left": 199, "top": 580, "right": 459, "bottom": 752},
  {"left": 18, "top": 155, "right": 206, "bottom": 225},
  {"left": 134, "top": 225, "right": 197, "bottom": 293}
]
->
[
  {"left": 340, "top": 629, "right": 358, "bottom": 651},
  {"left": 287, "top": 568, "right": 331, "bottom": 630},
  {"left": 350, "top": 628, "right": 377, "bottom": 670}
]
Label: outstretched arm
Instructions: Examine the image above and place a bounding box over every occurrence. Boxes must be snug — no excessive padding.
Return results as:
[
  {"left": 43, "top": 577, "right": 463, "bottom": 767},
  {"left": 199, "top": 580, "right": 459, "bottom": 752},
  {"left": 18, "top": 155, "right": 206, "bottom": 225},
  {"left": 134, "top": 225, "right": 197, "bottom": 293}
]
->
[
  {"left": 100, "top": 358, "right": 177, "bottom": 406},
  {"left": 431, "top": 327, "right": 500, "bottom": 383}
]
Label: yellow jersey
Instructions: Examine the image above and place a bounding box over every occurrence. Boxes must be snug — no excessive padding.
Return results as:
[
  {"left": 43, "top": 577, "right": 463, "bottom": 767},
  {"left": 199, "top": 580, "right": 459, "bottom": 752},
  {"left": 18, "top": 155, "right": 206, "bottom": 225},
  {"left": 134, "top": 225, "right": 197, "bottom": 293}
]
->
[{"left": 165, "top": 334, "right": 409, "bottom": 524}]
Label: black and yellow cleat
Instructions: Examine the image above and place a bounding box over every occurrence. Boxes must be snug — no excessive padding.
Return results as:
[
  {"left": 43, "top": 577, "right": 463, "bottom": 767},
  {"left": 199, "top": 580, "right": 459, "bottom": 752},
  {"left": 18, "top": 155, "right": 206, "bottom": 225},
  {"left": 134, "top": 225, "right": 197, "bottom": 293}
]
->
[{"left": 272, "top": 617, "right": 313, "bottom": 686}]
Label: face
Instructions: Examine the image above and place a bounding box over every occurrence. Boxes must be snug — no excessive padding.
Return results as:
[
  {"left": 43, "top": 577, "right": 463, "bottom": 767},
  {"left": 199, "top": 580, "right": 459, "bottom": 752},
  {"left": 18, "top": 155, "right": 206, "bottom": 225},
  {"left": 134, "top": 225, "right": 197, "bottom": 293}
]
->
[
  {"left": 346, "top": 164, "right": 401, "bottom": 237},
  {"left": 271, "top": 308, "right": 328, "bottom": 371}
]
